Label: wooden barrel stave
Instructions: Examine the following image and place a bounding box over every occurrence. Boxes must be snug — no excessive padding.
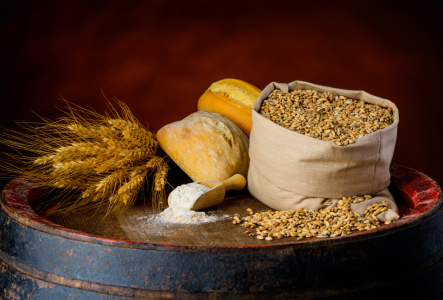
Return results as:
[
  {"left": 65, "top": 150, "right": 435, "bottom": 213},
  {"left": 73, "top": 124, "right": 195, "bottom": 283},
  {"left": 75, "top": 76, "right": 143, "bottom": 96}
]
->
[
  {"left": 4, "top": 256, "right": 443, "bottom": 300},
  {"left": 0, "top": 164, "right": 442, "bottom": 299},
  {"left": 0, "top": 261, "right": 137, "bottom": 300},
  {"left": 0, "top": 211, "right": 302, "bottom": 293},
  {"left": 295, "top": 204, "right": 443, "bottom": 296}
]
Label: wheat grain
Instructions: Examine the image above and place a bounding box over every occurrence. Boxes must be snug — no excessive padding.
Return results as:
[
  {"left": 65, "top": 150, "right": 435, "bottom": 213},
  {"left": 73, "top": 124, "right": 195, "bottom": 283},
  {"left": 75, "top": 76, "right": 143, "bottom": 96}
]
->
[
  {"left": 67, "top": 124, "right": 107, "bottom": 139},
  {"left": 95, "top": 169, "right": 127, "bottom": 194},
  {"left": 123, "top": 127, "right": 157, "bottom": 150},
  {"left": 152, "top": 158, "right": 169, "bottom": 212},
  {"left": 108, "top": 119, "right": 129, "bottom": 130},
  {"left": 118, "top": 172, "right": 146, "bottom": 197},
  {"left": 34, "top": 154, "right": 57, "bottom": 165}
]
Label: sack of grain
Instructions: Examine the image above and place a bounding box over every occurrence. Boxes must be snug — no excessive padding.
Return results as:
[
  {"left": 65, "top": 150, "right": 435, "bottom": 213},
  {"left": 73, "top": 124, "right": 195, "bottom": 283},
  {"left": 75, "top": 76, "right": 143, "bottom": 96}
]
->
[{"left": 248, "top": 81, "right": 400, "bottom": 222}]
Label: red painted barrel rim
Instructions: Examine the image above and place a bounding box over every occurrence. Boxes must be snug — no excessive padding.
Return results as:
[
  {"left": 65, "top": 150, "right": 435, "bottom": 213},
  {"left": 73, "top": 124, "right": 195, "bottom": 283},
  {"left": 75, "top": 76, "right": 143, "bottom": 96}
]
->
[{"left": 1, "top": 164, "right": 441, "bottom": 252}]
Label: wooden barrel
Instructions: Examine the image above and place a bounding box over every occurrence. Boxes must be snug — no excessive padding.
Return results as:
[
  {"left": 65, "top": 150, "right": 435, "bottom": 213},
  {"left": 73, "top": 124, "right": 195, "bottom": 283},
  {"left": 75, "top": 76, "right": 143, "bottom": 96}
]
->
[{"left": 0, "top": 164, "right": 442, "bottom": 299}]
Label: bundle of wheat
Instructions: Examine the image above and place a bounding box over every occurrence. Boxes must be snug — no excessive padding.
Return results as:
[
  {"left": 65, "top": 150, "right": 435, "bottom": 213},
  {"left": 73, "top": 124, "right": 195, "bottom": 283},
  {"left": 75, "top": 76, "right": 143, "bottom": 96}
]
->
[{"left": 0, "top": 98, "right": 168, "bottom": 215}]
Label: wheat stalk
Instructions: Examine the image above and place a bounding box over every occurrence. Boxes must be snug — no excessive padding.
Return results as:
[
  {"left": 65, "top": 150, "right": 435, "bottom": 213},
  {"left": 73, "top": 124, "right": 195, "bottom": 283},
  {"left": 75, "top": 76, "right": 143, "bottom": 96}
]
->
[
  {"left": 149, "top": 157, "right": 169, "bottom": 212},
  {"left": 0, "top": 98, "right": 168, "bottom": 216}
]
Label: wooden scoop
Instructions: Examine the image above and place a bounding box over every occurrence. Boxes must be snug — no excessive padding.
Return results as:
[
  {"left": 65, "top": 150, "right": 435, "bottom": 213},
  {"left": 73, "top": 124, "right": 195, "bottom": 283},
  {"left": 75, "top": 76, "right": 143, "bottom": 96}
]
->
[{"left": 168, "top": 174, "right": 247, "bottom": 211}]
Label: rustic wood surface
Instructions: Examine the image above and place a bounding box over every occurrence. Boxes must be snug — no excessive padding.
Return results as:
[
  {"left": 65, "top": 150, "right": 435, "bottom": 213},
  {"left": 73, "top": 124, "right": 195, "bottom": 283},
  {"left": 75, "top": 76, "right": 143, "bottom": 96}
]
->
[
  {"left": 46, "top": 190, "right": 274, "bottom": 247},
  {"left": 39, "top": 164, "right": 432, "bottom": 248}
]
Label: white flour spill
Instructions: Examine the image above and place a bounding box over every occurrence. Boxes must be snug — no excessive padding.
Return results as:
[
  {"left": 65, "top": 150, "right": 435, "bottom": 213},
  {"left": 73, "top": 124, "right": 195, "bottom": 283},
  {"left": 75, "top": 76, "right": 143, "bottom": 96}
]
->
[
  {"left": 159, "top": 182, "right": 217, "bottom": 224},
  {"left": 117, "top": 182, "right": 231, "bottom": 239},
  {"left": 132, "top": 213, "right": 231, "bottom": 237}
]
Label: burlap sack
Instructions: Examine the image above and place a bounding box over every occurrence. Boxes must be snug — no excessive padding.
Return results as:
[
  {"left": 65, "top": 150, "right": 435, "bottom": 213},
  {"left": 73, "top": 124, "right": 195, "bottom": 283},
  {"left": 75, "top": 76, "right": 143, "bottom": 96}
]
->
[{"left": 248, "top": 81, "right": 400, "bottom": 222}]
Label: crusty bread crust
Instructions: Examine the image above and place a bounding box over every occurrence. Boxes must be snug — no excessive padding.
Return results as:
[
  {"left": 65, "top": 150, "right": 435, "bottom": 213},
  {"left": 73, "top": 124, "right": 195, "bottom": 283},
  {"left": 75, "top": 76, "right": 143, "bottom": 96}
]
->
[
  {"left": 156, "top": 111, "right": 249, "bottom": 182},
  {"left": 208, "top": 79, "right": 261, "bottom": 109},
  {"left": 197, "top": 79, "right": 261, "bottom": 137},
  {"left": 198, "top": 90, "right": 253, "bottom": 136}
]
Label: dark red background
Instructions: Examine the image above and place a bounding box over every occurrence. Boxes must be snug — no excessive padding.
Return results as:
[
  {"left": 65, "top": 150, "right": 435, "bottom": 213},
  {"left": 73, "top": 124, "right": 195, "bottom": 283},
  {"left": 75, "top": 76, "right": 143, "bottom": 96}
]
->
[{"left": 1, "top": 1, "right": 442, "bottom": 190}]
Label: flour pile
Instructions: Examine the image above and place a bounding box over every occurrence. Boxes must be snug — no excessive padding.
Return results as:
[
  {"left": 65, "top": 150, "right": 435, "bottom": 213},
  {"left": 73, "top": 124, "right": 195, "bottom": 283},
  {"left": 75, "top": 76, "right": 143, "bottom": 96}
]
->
[{"left": 160, "top": 182, "right": 215, "bottom": 223}]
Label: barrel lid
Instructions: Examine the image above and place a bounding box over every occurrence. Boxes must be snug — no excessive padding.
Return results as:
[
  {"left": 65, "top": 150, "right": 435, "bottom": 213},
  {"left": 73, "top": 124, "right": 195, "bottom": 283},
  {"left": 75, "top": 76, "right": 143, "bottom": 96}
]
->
[{"left": 1, "top": 164, "right": 441, "bottom": 251}]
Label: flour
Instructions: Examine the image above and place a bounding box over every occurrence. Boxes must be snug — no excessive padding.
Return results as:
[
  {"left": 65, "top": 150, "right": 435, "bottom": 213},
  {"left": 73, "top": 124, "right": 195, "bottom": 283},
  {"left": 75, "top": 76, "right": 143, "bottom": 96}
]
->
[{"left": 160, "top": 182, "right": 215, "bottom": 224}]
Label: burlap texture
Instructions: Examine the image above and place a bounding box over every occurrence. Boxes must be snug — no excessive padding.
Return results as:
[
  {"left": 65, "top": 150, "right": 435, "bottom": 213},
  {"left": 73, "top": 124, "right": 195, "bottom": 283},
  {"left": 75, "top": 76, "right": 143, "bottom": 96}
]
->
[{"left": 248, "top": 81, "right": 400, "bottom": 222}]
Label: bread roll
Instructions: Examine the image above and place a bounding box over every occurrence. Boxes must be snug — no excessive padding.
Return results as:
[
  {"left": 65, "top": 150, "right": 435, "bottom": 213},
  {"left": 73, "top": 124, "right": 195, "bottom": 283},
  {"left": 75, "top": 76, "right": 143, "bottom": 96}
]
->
[
  {"left": 197, "top": 79, "right": 261, "bottom": 137},
  {"left": 156, "top": 110, "right": 249, "bottom": 182}
]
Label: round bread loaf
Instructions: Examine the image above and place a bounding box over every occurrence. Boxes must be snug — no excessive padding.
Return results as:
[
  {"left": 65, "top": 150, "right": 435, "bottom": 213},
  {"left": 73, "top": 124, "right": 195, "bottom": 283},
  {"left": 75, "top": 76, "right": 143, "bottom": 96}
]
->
[
  {"left": 197, "top": 79, "right": 261, "bottom": 137},
  {"left": 156, "top": 110, "right": 249, "bottom": 181}
]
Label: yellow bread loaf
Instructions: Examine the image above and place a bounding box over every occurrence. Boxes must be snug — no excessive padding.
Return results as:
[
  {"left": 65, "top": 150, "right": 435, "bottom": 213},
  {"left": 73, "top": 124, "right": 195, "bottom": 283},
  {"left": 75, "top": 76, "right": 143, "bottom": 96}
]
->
[
  {"left": 156, "top": 111, "right": 249, "bottom": 182},
  {"left": 197, "top": 79, "right": 261, "bottom": 137}
]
